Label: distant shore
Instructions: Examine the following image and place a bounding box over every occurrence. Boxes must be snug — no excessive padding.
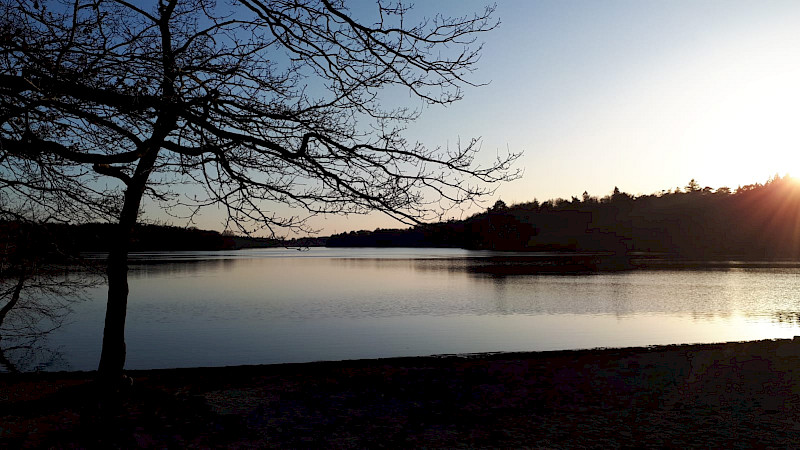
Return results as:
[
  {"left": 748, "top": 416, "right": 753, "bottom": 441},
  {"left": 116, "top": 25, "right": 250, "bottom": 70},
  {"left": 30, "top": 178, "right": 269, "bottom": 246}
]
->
[{"left": 5, "top": 338, "right": 800, "bottom": 447}]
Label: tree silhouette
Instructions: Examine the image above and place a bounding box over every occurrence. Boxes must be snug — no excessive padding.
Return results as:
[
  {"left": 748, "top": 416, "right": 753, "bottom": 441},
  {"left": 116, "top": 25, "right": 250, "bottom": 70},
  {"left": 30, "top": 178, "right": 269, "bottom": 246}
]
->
[
  {"left": 490, "top": 199, "right": 508, "bottom": 212},
  {"left": 0, "top": 0, "right": 518, "bottom": 383},
  {"left": 328, "top": 175, "right": 800, "bottom": 260}
]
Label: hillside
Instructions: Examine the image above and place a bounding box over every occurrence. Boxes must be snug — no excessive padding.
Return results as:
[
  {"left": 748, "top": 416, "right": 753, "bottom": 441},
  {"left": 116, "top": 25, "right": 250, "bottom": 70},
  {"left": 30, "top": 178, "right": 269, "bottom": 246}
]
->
[
  {"left": 0, "top": 222, "right": 327, "bottom": 256},
  {"left": 328, "top": 176, "right": 800, "bottom": 259}
]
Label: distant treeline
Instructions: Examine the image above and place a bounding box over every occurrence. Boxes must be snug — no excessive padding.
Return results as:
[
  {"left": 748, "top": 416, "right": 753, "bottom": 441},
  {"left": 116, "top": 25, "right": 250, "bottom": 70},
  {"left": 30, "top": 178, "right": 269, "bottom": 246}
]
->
[
  {"left": 0, "top": 222, "right": 328, "bottom": 256},
  {"left": 6, "top": 175, "right": 800, "bottom": 259},
  {"left": 328, "top": 175, "right": 800, "bottom": 259}
]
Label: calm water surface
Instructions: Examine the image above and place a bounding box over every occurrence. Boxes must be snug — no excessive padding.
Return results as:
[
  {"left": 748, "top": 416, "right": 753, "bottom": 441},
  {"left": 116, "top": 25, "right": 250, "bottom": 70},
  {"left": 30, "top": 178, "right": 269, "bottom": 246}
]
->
[{"left": 20, "top": 248, "right": 800, "bottom": 371}]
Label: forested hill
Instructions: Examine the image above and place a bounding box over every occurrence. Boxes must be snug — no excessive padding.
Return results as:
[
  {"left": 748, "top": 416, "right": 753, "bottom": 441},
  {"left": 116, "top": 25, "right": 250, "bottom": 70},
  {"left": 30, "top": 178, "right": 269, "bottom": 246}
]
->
[
  {"left": 328, "top": 176, "right": 800, "bottom": 259},
  {"left": 6, "top": 176, "right": 800, "bottom": 259},
  {"left": 0, "top": 222, "right": 327, "bottom": 255}
]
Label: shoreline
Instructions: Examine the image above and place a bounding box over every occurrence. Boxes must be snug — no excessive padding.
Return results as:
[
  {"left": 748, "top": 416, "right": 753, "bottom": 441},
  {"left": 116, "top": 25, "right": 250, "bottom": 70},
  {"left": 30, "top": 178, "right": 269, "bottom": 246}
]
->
[{"left": 5, "top": 337, "right": 800, "bottom": 446}]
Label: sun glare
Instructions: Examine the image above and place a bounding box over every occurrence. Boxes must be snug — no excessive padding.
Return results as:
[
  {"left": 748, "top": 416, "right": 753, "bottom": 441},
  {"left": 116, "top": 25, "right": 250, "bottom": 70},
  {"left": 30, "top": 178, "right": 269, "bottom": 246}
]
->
[{"left": 687, "top": 28, "right": 800, "bottom": 189}]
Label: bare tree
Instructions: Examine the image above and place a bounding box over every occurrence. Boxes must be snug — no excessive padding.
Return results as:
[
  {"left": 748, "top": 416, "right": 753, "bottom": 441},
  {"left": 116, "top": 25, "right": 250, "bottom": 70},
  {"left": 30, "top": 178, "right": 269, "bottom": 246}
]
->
[{"left": 0, "top": 0, "right": 520, "bottom": 385}]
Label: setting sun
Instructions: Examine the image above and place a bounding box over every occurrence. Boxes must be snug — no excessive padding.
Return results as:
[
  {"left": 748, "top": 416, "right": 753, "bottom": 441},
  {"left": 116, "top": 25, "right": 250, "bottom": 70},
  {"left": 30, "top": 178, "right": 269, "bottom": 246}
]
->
[{"left": 692, "top": 49, "right": 800, "bottom": 188}]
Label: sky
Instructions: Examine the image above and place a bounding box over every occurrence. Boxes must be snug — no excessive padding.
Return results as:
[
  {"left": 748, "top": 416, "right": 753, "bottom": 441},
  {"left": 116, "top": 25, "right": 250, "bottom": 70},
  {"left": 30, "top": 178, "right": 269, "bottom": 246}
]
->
[{"left": 178, "top": 0, "right": 800, "bottom": 235}]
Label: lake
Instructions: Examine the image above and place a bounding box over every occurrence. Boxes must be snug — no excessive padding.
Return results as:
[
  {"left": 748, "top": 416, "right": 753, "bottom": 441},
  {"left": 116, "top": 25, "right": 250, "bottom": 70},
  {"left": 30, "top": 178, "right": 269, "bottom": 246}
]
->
[{"left": 7, "top": 247, "right": 800, "bottom": 372}]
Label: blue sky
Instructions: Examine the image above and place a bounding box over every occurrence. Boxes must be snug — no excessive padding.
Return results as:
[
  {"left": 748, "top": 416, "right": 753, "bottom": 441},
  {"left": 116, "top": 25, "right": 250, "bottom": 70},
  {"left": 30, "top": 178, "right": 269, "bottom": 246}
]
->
[{"left": 176, "top": 1, "right": 800, "bottom": 235}]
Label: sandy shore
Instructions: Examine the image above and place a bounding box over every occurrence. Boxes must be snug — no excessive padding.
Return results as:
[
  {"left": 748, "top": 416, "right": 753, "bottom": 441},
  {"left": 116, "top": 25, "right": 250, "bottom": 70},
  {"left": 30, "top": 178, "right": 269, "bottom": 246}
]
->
[{"left": 4, "top": 338, "right": 800, "bottom": 447}]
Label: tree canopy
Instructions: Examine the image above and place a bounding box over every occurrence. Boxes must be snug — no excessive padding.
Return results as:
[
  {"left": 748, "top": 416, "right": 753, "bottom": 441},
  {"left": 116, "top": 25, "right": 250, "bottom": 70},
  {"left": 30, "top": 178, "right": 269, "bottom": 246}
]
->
[{"left": 0, "top": 0, "right": 519, "bottom": 234}]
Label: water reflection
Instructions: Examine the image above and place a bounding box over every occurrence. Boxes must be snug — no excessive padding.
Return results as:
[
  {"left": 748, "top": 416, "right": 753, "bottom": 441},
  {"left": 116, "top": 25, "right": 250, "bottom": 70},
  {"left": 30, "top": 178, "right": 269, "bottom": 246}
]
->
[
  {"left": 22, "top": 249, "right": 800, "bottom": 371},
  {"left": 772, "top": 311, "right": 800, "bottom": 326},
  {"left": 115, "top": 252, "right": 800, "bottom": 321},
  {"left": 0, "top": 268, "right": 101, "bottom": 373},
  {"left": 0, "top": 335, "right": 68, "bottom": 373}
]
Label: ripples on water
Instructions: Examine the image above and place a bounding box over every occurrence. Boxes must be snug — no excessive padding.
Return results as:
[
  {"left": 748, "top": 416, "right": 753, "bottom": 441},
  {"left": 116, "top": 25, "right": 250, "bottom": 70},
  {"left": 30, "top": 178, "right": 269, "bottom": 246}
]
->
[{"left": 11, "top": 248, "right": 800, "bottom": 371}]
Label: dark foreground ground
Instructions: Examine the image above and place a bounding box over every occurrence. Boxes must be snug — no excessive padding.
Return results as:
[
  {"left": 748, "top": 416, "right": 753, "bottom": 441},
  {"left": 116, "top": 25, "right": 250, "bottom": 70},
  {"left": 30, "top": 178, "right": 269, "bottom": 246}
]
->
[{"left": 4, "top": 339, "right": 800, "bottom": 447}]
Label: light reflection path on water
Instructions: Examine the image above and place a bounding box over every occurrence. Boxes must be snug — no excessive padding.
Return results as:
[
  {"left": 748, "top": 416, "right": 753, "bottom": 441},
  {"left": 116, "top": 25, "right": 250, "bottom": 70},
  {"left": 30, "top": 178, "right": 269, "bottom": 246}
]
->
[{"left": 36, "top": 248, "right": 800, "bottom": 371}]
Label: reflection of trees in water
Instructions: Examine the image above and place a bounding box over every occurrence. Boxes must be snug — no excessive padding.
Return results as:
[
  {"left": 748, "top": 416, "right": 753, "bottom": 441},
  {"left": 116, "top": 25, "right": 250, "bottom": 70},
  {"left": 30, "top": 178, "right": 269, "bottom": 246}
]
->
[
  {"left": 0, "top": 222, "right": 103, "bottom": 372},
  {"left": 126, "top": 257, "right": 238, "bottom": 277},
  {"left": 406, "top": 256, "right": 608, "bottom": 278},
  {"left": 409, "top": 259, "right": 755, "bottom": 320},
  {"left": 0, "top": 335, "right": 68, "bottom": 373},
  {"left": 770, "top": 311, "right": 800, "bottom": 327},
  {"left": 0, "top": 268, "right": 99, "bottom": 372}
]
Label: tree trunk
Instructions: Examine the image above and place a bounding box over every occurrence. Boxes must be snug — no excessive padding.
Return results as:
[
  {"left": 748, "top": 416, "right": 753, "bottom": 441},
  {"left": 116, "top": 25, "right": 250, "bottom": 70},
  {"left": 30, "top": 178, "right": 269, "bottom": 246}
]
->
[
  {"left": 96, "top": 147, "right": 161, "bottom": 384},
  {"left": 96, "top": 237, "right": 130, "bottom": 381},
  {"left": 96, "top": 190, "right": 138, "bottom": 383}
]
